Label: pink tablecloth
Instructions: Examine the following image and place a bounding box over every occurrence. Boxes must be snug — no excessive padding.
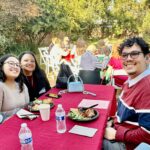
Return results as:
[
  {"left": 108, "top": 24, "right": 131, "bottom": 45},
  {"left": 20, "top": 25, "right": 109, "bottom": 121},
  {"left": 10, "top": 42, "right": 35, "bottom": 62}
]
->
[{"left": 0, "top": 85, "right": 116, "bottom": 150}]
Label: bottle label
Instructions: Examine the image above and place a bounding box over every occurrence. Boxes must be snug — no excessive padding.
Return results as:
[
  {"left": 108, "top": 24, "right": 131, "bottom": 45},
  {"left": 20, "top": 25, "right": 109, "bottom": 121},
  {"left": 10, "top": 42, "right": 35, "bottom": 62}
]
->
[
  {"left": 21, "top": 137, "right": 32, "bottom": 144},
  {"left": 56, "top": 116, "right": 65, "bottom": 121}
]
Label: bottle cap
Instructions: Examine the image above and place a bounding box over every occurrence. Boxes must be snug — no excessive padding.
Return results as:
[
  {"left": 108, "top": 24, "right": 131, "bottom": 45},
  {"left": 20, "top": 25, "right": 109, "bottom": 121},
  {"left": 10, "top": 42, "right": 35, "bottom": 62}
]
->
[
  {"left": 21, "top": 123, "right": 27, "bottom": 127},
  {"left": 58, "top": 104, "right": 62, "bottom": 108}
]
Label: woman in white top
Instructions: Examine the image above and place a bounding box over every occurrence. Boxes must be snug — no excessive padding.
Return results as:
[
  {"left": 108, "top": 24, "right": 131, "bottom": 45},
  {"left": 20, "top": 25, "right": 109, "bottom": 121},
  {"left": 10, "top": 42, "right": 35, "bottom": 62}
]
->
[
  {"left": 0, "top": 54, "right": 29, "bottom": 123},
  {"left": 50, "top": 38, "right": 70, "bottom": 67}
]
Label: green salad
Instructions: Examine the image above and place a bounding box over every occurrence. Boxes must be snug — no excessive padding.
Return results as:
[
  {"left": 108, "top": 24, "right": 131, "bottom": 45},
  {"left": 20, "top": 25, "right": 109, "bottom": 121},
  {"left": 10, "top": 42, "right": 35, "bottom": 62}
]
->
[{"left": 68, "top": 108, "right": 88, "bottom": 120}]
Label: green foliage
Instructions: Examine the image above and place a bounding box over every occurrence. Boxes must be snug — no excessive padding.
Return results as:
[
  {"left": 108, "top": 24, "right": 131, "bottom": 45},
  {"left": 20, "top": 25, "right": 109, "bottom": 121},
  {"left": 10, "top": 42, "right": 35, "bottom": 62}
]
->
[
  {"left": 0, "top": 0, "right": 40, "bottom": 55},
  {"left": 0, "top": 0, "right": 150, "bottom": 56},
  {"left": 110, "top": 0, "right": 145, "bottom": 37},
  {"left": 141, "top": 10, "right": 150, "bottom": 43},
  {"left": 0, "top": 35, "right": 12, "bottom": 55}
]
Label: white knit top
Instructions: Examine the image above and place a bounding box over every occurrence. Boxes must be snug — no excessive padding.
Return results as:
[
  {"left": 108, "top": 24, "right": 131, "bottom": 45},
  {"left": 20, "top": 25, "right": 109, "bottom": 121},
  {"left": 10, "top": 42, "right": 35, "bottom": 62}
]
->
[{"left": 0, "top": 82, "right": 29, "bottom": 116}]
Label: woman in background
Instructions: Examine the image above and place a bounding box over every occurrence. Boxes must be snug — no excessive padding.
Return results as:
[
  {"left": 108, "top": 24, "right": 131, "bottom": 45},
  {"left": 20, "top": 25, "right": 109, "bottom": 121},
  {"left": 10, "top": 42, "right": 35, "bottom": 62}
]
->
[
  {"left": 48, "top": 37, "right": 58, "bottom": 54},
  {"left": 108, "top": 44, "right": 128, "bottom": 87},
  {"left": 79, "top": 44, "right": 105, "bottom": 84},
  {"left": 0, "top": 54, "right": 29, "bottom": 122},
  {"left": 80, "top": 44, "right": 105, "bottom": 71},
  {"left": 109, "top": 44, "right": 123, "bottom": 69},
  {"left": 19, "top": 51, "right": 51, "bottom": 101},
  {"left": 50, "top": 38, "right": 70, "bottom": 67}
]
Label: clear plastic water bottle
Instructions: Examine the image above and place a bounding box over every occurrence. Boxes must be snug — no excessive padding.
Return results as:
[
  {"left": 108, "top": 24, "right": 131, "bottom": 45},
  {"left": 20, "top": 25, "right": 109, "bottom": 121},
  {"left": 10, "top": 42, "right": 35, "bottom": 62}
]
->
[
  {"left": 19, "top": 123, "right": 34, "bottom": 150},
  {"left": 55, "top": 104, "right": 66, "bottom": 133}
]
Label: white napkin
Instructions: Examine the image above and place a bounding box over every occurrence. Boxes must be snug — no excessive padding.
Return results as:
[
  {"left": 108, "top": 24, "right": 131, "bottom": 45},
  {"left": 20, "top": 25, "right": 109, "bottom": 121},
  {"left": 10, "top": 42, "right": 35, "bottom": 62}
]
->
[
  {"left": 69, "top": 125, "right": 98, "bottom": 137},
  {"left": 78, "top": 99, "right": 110, "bottom": 109},
  {"left": 16, "top": 109, "right": 34, "bottom": 118}
]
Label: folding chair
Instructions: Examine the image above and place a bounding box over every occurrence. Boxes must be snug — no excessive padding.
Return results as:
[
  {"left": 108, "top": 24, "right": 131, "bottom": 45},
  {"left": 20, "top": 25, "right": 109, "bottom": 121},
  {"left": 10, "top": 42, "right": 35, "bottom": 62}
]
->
[
  {"left": 38, "top": 47, "right": 49, "bottom": 65},
  {"left": 38, "top": 47, "right": 56, "bottom": 78},
  {"left": 79, "top": 69, "right": 101, "bottom": 84}
]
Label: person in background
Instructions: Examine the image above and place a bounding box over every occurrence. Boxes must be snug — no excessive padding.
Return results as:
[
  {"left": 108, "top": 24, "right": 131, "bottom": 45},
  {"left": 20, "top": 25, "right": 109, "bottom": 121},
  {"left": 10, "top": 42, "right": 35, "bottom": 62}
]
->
[
  {"left": 101, "top": 46, "right": 111, "bottom": 69},
  {"left": 76, "top": 38, "right": 87, "bottom": 56},
  {"left": 61, "top": 36, "right": 71, "bottom": 50},
  {"left": 103, "top": 37, "right": 150, "bottom": 150},
  {"left": 97, "top": 39, "right": 106, "bottom": 50},
  {"left": 19, "top": 51, "right": 51, "bottom": 102},
  {"left": 75, "top": 38, "right": 87, "bottom": 69},
  {"left": 0, "top": 54, "right": 29, "bottom": 122},
  {"left": 109, "top": 44, "right": 123, "bottom": 69},
  {"left": 108, "top": 44, "right": 128, "bottom": 87},
  {"left": 96, "top": 39, "right": 108, "bottom": 67},
  {"left": 96, "top": 39, "right": 106, "bottom": 56},
  {"left": 100, "top": 46, "right": 111, "bottom": 84},
  {"left": 80, "top": 44, "right": 106, "bottom": 71},
  {"left": 79, "top": 44, "right": 107, "bottom": 84},
  {"left": 61, "top": 36, "right": 77, "bottom": 67},
  {"left": 50, "top": 38, "right": 70, "bottom": 67},
  {"left": 48, "top": 37, "right": 58, "bottom": 54}
]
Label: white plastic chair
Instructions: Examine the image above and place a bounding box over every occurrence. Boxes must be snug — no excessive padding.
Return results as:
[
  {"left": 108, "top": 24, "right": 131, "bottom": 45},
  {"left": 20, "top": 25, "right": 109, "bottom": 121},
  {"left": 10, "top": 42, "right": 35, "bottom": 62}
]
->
[
  {"left": 38, "top": 47, "right": 58, "bottom": 78},
  {"left": 38, "top": 47, "right": 49, "bottom": 65}
]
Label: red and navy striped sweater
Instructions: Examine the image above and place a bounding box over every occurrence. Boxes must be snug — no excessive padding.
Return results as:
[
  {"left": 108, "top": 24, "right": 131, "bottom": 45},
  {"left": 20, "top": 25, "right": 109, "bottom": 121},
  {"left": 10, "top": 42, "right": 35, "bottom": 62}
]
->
[{"left": 114, "top": 69, "right": 150, "bottom": 150}]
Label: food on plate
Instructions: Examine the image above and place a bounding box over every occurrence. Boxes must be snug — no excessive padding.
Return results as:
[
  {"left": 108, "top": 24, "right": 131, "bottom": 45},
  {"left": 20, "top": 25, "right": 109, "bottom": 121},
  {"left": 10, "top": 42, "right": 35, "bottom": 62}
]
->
[
  {"left": 32, "top": 104, "right": 39, "bottom": 111},
  {"left": 43, "top": 98, "right": 53, "bottom": 104},
  {"left": 49, "top": 93, "right": 59, "bottom": 98},
  {"left": 28, "top": 98, "right": 53, "bottom": 111},
  {"left": 68, "top": 108, "right": 96, "bottom": 120},
  {"left": 33, "top": 99, "right": 42, "bottom": 104},
  {"left": 81, "top": 109, "right": 95, "bottom": 118}
]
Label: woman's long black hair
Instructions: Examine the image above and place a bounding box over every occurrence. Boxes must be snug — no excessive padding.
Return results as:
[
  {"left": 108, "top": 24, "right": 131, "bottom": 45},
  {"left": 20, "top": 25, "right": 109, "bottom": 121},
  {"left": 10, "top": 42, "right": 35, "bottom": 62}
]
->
[{"left": 0, "top": 54, "right": 24, "bottom": 92}]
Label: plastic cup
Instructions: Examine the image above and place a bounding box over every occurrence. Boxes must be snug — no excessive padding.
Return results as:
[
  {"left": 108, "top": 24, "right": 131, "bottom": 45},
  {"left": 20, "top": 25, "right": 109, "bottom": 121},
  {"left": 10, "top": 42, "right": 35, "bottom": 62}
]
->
[{"left": 38, "top": 104, "right": 50, "bottom": 121}]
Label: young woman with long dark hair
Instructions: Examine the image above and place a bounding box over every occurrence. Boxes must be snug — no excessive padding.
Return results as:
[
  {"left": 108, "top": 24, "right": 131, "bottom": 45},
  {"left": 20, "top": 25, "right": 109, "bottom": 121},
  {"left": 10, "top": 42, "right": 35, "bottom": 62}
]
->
[
  {"left": 0, "top": 54, "right": 29, "bottom": 122},
  {"left": 19, "top": 51, "right": 51, "bottom": 101}
]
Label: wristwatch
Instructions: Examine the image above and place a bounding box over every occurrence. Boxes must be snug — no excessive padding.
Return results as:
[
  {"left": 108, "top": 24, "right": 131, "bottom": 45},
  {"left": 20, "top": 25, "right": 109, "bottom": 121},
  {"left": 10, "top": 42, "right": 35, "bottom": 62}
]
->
[{"left": 0, "top": 113, "right": 4, "bottom": 124}]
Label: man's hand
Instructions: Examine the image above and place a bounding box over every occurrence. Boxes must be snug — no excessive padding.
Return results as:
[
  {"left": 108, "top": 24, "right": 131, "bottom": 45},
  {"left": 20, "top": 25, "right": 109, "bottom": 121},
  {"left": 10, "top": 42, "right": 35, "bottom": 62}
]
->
[
  {"left": 104, "top": 127, "right": 116, "bottom": 140},
  {"left": 106, "top": 118, "right": 114, "bottom": 127}
]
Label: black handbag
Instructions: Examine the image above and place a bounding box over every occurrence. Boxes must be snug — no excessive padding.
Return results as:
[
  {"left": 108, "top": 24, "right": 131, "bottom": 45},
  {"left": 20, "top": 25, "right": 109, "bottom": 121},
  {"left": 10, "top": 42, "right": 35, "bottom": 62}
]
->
[{"left": 56, "top": 63, "right": 73, "bottom": 89}]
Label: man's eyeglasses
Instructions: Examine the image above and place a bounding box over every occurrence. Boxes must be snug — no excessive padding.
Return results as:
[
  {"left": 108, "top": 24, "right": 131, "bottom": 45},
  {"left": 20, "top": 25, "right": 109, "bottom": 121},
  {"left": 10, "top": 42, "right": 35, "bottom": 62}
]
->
[
  {"left": 121, "top": 51, "right": 143, "bottom": 60},
  {"left": 4, "top": 61, "right": 20, "bottom": 68}
]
